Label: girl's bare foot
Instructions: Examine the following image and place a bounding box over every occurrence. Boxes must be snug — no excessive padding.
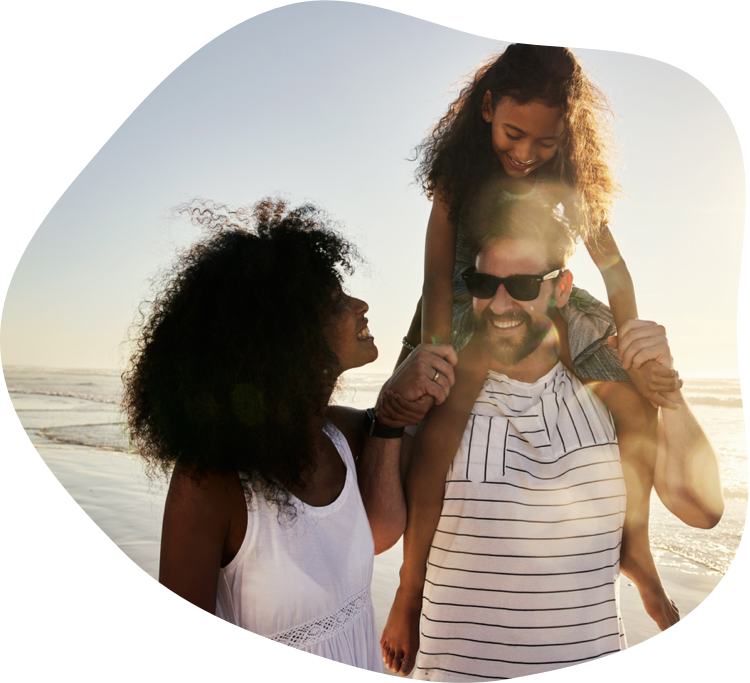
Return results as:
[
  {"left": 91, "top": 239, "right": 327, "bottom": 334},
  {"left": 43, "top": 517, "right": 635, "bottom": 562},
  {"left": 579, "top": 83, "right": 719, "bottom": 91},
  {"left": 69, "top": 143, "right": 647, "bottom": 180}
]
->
[
  {"left": 381, "top": 587, "right": 422, "bottom": 676},
  {"left": 638, "top": 580, "right": 680, "bottom": 631},
  {"left": 620, "top": 528, "right": 680, "bottom": 631}
]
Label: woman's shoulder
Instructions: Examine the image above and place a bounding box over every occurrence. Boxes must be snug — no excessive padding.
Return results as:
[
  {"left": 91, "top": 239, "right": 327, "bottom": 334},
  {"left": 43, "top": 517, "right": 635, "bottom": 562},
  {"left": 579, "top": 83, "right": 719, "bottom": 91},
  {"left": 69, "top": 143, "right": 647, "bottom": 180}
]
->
[
  {"left": 167, "top": 463, "right": 244, "bottom": 522},
  {"left": 326, "top": 405, "right": 365, "bottom": 460}
]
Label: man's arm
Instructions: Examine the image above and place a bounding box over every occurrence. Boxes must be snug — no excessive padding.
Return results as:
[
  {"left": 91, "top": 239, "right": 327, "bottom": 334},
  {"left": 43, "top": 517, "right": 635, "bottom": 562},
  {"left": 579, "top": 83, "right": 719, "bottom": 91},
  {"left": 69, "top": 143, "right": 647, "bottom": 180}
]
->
[
  {"left": 610, "top": 321, "right": 724, "bottom": 528},
  {"left": 654, "top": 391, "right": 724, "bottom": 528}
]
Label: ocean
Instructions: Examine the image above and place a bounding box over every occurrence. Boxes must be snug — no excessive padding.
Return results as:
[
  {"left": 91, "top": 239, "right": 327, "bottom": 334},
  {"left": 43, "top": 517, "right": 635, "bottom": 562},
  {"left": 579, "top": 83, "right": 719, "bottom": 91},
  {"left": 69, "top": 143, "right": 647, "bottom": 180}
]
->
[{"left": 4, "top": 365, "right": 747, "bottom": 647}]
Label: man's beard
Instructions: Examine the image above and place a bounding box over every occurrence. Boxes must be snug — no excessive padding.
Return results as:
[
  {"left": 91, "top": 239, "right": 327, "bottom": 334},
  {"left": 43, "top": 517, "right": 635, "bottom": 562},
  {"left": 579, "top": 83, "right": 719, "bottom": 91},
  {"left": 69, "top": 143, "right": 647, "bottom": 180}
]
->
[{"left": 473, "top": 306, "right": 556, "bottom": 366}]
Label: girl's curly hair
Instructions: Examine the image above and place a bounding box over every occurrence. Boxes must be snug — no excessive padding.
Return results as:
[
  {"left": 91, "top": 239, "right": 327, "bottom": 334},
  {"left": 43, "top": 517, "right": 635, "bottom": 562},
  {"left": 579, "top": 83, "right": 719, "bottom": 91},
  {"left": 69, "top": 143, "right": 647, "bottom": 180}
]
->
[
  {"left": 122, "top": 198, "right": 359, "bottom": 515},
  {"left": 415, "top": 43, "right": 618, "bottom": 243}
]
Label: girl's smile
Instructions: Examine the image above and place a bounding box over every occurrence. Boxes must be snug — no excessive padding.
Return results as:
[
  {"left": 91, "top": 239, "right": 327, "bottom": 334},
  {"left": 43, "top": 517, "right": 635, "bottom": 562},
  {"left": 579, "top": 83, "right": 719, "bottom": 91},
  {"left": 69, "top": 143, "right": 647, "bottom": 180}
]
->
[{"left": 482, "top": 94, "right": 563, "bottom": 183}]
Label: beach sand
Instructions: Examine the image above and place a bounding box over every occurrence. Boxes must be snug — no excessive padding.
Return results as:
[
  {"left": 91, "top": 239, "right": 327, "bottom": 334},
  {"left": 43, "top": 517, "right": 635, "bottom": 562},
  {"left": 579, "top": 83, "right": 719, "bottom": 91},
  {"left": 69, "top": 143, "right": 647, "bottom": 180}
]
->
[
  {"left": 371, "top": 547, "right": 722, "bottom": 661},
  {"left": 35, "top": 437, "right": 724, "bottom": 668}
]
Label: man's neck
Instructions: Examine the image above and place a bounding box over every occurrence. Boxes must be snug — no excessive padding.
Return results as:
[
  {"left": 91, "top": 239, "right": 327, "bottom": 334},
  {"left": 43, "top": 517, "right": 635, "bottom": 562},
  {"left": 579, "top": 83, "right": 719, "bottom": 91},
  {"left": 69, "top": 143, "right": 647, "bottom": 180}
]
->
[{"left": 487, "top": 331, "right": 560, "bottom": 383}]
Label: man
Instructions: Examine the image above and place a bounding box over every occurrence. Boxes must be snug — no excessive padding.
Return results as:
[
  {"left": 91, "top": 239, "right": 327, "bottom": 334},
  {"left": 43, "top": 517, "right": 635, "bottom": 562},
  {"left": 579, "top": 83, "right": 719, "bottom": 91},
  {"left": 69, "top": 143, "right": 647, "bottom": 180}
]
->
[{"left": 381, "top": 200, "right": 723, "bottom": 680}]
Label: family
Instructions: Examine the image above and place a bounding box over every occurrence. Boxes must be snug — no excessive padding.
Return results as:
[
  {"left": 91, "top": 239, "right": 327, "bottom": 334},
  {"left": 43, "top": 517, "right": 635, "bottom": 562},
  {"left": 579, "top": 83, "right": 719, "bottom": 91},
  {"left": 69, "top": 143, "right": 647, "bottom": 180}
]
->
[{"left": 122, "top": 45, "right": 724, "bottom": 680}]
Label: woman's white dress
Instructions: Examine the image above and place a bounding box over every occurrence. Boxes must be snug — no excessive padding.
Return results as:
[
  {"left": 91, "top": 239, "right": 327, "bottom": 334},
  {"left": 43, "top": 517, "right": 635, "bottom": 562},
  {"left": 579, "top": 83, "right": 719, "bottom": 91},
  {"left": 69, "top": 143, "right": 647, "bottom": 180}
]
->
[{"left": 215, "top": 421, "right": 382, "bottom": 671}]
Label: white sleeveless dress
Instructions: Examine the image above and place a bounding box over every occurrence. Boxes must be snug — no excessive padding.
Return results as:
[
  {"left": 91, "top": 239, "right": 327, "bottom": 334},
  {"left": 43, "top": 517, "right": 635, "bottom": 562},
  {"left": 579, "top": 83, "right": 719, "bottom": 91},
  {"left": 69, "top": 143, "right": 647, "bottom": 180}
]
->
[{"left": 215, "top": 421, "right": 382, "bottom": 671}]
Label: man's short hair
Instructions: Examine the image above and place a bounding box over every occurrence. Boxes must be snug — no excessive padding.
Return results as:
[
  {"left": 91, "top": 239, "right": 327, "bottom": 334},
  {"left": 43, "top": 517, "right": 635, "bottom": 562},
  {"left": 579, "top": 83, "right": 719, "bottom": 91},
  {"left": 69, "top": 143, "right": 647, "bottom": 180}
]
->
[{"left": 466, "top": 186, "right": 577, "bottom": 269}]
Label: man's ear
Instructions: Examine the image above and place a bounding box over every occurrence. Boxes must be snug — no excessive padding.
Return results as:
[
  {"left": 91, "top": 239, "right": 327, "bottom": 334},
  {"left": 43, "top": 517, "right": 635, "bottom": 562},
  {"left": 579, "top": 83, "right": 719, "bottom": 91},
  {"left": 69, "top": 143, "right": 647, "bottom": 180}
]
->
[{"left": 554, "top": 271, "right": 574, "bottom": 308}]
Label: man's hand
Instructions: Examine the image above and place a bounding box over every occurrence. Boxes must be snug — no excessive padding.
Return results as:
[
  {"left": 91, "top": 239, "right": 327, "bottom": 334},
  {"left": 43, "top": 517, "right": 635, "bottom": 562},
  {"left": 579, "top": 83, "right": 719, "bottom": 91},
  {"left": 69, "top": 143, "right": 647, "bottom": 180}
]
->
[
  {"left": 613, "top": 319, "right": 673, "bottom": 371},
  {"left": 375, "top": 344, "right": 458, "bottom": 427},
  {"left": 607, "top": 319, "right": 683, "bottom": 409}
]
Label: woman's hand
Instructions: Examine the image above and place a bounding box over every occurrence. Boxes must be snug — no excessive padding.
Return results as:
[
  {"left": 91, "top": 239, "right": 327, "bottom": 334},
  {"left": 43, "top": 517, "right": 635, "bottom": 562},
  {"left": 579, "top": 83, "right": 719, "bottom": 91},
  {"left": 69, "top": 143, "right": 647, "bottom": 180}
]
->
[
  {"left": 376, "top": 390, "right": 428, "bottom": 428},
  {"left": 375, "top": 343, "right": 457, "bottom": 427}
]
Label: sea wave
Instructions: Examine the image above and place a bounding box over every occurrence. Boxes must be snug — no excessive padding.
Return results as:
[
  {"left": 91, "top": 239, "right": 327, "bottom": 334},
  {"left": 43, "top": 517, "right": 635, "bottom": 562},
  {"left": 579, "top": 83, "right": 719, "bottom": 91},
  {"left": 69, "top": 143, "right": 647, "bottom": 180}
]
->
[
  {"left": 37, "top": 423, "right": 130, "bottom": 452},
  {"left": 684, "top": 395, "right": 743, "bottom": 408},
  {"left": 7, "top": 389, "right": 119, "bottom": 405},
  {"left": 651, "top": 542, "right": 729, "bottom": 574}
]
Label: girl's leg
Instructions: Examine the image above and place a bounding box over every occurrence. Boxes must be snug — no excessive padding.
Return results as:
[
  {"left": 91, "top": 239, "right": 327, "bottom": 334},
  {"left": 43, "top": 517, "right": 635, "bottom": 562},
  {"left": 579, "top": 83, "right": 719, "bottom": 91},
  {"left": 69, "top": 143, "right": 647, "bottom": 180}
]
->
[
  {"left": 588, "top": 380, "right": 679, "bottom": 630},
  {"left": 556, "top": 314, "right": 679, "bottom": 631},
  {"left": 381, "top": 334, "right": 490, "bottom": 675}
]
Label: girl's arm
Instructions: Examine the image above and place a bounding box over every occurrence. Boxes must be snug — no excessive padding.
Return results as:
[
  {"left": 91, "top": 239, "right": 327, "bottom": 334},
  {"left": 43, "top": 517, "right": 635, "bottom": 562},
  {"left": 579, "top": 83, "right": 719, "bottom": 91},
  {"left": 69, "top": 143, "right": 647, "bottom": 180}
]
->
[
  {"left": 585, "top": 227, "right": 679, "bottom": 406},
  {"left": 422, "top": 190, "right": 457, "bottom": 345},
  {"left": 159, "top": 465, "right": 246, "bottom": 613},
  {"left": 584, "top": 225, "right": 637, "bottom": 330}
]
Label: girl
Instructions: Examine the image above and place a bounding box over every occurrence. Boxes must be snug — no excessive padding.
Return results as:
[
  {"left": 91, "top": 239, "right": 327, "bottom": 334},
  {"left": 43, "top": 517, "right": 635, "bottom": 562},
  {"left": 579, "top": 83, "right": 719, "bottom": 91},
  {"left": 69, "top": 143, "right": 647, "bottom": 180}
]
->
[{"left": 381, "top": 44, "right": 686, "bottom": 674}]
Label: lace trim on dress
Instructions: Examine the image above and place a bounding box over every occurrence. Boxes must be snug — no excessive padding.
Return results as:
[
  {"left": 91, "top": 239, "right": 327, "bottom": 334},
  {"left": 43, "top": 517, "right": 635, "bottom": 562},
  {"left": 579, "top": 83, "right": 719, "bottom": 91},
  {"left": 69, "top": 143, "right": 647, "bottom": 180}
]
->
[{"left": 269, "top": 586, "right": 371, "bottom": 648}]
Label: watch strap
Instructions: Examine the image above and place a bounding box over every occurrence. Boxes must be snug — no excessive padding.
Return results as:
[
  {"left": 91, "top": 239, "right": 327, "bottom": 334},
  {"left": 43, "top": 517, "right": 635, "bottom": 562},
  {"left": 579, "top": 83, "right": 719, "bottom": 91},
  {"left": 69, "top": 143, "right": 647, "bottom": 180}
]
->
[{"left": 363, "top": 408, "right": 405, "bottom": 439}]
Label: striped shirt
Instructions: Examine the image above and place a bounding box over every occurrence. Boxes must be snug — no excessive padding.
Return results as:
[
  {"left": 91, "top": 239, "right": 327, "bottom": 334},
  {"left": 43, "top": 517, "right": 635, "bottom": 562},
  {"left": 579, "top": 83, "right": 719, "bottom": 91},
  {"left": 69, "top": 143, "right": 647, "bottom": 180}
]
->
[{"left": 414, "top": 362, "right": 626, "bottom": 681}]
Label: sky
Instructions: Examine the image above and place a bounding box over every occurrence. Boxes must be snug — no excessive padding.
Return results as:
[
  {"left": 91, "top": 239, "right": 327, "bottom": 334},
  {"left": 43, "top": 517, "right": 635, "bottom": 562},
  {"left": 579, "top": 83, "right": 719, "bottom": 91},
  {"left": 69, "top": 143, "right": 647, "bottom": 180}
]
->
[{"left": 0, "top": 1, "right": 745, "bottom": 378}]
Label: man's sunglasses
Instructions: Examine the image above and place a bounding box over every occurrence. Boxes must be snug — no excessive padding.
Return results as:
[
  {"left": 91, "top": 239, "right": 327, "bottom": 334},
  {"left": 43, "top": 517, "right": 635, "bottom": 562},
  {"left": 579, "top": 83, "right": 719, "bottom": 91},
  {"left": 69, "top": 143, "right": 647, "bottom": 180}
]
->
[{"left": 461, "top": 266, "right": 564, "bottom": 301}]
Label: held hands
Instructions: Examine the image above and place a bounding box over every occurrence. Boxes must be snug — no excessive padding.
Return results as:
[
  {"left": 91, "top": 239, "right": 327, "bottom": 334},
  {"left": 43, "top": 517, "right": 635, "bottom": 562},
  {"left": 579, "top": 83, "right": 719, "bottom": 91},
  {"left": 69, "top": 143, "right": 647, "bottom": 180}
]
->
[
  {"left": 375, "top": 344, "right": 458, "bottom": 428},
  {"left": 607, "top": 319, "right": 683, "bottom": 409}
]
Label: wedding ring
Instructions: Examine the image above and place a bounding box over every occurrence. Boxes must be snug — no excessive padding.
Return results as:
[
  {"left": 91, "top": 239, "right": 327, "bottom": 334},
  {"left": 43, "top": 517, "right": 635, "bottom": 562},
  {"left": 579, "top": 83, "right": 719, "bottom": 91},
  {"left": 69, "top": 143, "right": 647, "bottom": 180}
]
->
[{"left": 433, "top": 370, "right": 440, "bottom": 382}]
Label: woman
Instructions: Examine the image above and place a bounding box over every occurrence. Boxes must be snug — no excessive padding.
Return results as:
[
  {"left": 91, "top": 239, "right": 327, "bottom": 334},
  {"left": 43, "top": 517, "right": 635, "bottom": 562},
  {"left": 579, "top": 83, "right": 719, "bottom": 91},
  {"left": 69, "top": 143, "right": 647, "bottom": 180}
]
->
[{"left": 122, "top": 198, "right": 456, "bottom": 670}]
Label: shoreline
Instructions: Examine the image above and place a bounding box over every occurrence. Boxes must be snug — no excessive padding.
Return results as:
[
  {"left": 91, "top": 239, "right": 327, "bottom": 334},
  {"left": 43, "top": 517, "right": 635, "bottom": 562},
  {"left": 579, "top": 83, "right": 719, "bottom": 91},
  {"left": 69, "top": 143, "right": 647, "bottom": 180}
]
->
[{"left": 33, "top": 438, "right": 726, "bottom": 652}]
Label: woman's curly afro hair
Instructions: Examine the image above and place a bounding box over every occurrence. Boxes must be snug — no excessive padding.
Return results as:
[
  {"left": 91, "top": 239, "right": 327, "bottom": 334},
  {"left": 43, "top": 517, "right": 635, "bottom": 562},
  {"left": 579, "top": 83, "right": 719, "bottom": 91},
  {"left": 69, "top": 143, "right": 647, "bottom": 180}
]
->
[{"left": 122, "top": 198, "right": 359, "bottom": 514}]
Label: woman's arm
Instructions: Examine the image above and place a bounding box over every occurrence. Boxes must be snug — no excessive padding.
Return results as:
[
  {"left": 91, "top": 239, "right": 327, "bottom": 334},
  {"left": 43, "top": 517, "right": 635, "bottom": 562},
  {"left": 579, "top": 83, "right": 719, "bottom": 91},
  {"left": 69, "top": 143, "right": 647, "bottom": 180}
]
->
[
  {"left": 422, "top": 191, "right": 457, "bottom": 346},
  {"left": 159, "top": 465, "right": 245, "bottom": 613},
  {"left": 328, "top": 405, "right": 408, "bottom": 554},
  {"left": 329, "top": 344, "right": 458, "bottom": 553},
  {"left": 358, "top": 429, "right": 412, "bottom": 555}
]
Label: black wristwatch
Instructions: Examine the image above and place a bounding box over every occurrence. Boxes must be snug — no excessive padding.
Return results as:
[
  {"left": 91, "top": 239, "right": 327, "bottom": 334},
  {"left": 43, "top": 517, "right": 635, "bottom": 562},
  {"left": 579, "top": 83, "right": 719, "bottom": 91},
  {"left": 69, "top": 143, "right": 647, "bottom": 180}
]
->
[{"left": 363, "top": 408, "right": 405, "bottom": 439}]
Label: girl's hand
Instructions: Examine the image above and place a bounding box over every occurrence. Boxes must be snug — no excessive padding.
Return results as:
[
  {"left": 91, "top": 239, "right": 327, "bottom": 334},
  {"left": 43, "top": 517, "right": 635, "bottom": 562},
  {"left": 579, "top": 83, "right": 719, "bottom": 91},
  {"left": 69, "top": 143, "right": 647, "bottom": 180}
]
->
[{"left": 627, "top": 362, "right": 683, "bottom": 409}]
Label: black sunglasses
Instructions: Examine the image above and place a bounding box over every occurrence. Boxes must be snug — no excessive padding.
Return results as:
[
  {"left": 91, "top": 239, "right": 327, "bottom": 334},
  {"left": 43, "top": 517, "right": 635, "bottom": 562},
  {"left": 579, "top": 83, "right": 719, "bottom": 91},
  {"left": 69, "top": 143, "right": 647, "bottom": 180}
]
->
[{"left": 461, "top": 266, "right": 564, "bottom": 301}]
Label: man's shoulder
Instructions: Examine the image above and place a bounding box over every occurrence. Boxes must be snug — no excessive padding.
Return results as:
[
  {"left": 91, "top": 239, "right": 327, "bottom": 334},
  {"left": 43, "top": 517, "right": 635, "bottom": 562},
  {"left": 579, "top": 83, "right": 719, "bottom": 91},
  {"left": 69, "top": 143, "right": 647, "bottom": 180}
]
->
[{"left": 480, "top": 363, "right": 611, "bottom": 421}]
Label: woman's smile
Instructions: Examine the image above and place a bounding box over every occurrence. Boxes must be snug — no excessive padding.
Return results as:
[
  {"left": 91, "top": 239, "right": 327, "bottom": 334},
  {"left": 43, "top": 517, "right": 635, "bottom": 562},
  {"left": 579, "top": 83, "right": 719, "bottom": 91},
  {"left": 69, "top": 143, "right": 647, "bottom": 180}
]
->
[{"left": 356, "top": 322, "right": 373, "bottom": 341}]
